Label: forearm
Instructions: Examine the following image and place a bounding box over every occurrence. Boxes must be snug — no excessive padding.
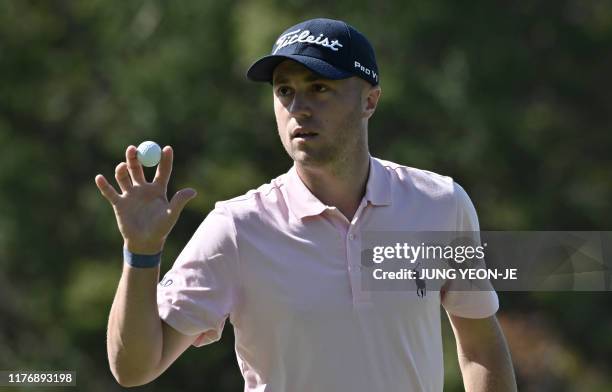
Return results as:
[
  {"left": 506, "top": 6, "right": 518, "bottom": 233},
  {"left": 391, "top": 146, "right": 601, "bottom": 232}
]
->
[
  {"left": 107, "top": 263, "right": 163, "bottom": 387},
  {"left": 455, "top": 322, "right": 517, "bottom": 392},
  {"left": 449, "top": 314, "right": 517, "bottom": 392},
  {"left": 458, "top": 351, "right": 516, "bottom": 392}
]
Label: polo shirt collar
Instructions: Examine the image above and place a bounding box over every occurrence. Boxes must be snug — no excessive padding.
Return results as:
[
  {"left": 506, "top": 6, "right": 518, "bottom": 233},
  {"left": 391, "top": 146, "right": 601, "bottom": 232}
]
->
[
  {"left": 285, "top": 156, "right": 392, "bottom": 220},
  {"left": 364, "top": 157, "right": 392, "bottom": 207},
  {"left": 286, "top": 166, "right": 328, "bottom": 219}
]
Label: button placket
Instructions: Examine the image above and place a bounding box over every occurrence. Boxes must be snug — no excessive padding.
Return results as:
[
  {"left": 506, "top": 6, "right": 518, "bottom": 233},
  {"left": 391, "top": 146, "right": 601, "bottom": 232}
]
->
[{"left": 347, "top": 205, "right": 371, "bottom": 304}]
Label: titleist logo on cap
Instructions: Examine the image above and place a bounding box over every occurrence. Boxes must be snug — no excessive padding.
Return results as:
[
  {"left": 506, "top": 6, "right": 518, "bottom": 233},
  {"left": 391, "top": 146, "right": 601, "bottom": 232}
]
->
[{"left": 273, "top": 29, "right": 344, "bottom": 55}]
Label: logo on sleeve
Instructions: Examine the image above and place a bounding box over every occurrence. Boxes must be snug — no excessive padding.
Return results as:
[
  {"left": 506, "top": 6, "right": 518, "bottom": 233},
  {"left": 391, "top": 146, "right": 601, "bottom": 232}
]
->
[{"left": 159, "top": 277, "right": 174, "bottom": 287}]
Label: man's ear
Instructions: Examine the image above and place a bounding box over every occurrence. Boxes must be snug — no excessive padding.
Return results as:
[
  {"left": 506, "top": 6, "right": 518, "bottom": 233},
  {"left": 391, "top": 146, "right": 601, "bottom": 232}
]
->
[{"left": 363, "top": 84, "right": 381, "bottom": 119}]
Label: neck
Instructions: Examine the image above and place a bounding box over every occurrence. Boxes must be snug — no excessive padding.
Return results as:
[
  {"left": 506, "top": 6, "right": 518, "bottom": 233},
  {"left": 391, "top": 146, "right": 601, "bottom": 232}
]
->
[{"left": 295, "top": 149, "right": 370, "bottom": 221}]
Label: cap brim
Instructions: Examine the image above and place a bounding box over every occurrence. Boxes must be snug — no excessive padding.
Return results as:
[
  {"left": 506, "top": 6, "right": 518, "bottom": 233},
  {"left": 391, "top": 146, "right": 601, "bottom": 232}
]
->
[{"left": 246, "top": 54, "right": 353, "bottom": 83}]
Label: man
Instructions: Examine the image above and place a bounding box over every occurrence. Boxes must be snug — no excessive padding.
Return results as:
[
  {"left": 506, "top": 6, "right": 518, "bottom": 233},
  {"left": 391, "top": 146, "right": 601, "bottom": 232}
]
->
[{"left": 96, "top": 18, "right": 517, "bottom": 391}]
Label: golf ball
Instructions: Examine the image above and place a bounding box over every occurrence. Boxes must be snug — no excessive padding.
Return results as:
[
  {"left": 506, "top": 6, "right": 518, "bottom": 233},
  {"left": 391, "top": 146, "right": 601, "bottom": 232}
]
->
[{"left": 136, "top": 141, "right": 162, "bottom": 167}]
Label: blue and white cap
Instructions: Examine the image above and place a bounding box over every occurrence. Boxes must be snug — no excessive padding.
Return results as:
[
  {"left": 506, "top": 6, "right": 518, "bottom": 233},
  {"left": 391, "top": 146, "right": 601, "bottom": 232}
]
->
[{"left": 247, "top": 18, "right": 379, "bottom": 86}]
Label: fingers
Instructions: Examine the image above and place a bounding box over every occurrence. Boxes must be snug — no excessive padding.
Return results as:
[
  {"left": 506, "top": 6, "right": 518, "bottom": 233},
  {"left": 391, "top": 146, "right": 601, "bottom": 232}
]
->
[
  {"left": 168, "top": 188, "right": 197, "bottom": 219},
  {"left": 153, "top": 146, "right": 173, "bottom": 188},
  {"left": 126, "top": 145, "right": 146, "bottom": 185},
  {"left": 115, "top": 162, "right": 133, "bottom": 193},
  {"left": 95, "top": 174, "right": 120, "bottom": 204}
]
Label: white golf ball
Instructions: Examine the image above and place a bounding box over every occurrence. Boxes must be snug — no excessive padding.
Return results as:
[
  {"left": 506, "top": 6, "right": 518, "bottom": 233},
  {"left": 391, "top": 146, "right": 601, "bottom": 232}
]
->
[{"left": 136, "top": 141, "right": 162, "bottom": 167}]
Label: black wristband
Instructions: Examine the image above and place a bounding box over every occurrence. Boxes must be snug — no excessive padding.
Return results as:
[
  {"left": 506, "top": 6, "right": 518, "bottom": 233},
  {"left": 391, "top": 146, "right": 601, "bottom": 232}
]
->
[{"left": 123, "top": 247, "right": 162, "bottom": 268}]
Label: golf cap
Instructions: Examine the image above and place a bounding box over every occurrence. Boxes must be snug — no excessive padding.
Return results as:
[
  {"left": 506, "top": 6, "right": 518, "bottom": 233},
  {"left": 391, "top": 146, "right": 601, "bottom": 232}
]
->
[{"left": 246, "top": 18, "right": 379, "bottom": 86}]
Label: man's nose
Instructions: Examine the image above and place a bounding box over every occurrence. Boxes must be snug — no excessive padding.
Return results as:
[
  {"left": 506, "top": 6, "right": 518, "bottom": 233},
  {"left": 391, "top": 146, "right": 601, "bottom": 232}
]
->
[{"left": 288, "top": 92, "right": 311, "bottom": 118}]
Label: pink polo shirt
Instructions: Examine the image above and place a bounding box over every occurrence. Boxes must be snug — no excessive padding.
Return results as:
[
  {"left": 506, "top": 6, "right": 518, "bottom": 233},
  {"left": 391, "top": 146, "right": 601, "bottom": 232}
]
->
[{"left": 157, "top": 157, "right": 498, "bottom": 392}]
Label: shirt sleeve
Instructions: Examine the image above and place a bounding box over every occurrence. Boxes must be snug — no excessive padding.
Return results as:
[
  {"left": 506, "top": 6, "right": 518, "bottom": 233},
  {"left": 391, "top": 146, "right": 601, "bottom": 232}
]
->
[
  {"left": 157, "top": 205, "right": 240, "bottom": 347},
  {"left": 440, "top": 182, "right": 499, "bottom": 319}
]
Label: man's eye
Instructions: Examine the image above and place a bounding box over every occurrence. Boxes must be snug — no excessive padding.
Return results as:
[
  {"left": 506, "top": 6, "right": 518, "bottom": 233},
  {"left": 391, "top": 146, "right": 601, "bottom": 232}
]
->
[
  {"left": 313, "top": 84, "right": 329, "bottom": 92},
  {"left": 276, "top": 86, "right": 293, "bottom": 96}
]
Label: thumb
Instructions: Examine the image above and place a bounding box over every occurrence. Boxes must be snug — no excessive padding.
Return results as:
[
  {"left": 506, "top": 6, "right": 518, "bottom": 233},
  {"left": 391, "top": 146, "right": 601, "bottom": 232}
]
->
[{"left": 169, "top": 188, "right": 197, "bottom": 218}]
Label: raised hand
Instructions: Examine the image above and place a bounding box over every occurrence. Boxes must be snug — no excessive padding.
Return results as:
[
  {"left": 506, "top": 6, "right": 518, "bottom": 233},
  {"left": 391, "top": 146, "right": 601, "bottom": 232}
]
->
[{"left": 95, "top": 145, "right": 197, "bottom": 255}]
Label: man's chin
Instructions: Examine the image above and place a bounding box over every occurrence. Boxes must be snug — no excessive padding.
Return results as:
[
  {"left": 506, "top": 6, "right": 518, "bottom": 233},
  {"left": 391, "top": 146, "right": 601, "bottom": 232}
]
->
[{"left": 291, "top": 151, "right": 328, "bottom": 167}]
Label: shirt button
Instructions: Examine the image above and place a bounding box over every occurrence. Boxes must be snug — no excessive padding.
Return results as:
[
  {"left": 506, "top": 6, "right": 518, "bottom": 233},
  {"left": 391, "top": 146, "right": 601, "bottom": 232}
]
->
[{"left": 349, "top": 234, "right": 356, "bottom": 240}]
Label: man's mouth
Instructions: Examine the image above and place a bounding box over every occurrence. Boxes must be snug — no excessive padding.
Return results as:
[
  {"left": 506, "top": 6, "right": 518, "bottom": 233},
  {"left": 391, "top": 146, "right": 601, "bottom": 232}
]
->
[{"left": 291, "top": 130, "right": 319, "bottom": 140}]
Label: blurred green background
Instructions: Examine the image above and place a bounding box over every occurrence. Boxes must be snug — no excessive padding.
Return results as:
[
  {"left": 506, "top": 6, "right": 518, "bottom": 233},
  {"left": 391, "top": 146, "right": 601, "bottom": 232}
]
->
[{"left": 1, "top": 0, "right": 611, "bottom": 391}]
